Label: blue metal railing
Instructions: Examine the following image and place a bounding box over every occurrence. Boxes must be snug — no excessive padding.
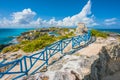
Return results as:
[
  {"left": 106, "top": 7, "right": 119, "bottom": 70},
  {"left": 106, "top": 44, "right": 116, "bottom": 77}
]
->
[{"left": 0, "top": 31, "right": 91, "bottom": 79}]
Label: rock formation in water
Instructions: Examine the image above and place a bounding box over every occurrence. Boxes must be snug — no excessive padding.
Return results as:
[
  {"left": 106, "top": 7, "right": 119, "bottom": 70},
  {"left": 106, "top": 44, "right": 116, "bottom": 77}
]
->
[{"left": 0, "top": 44, "right": 11, "bottom": 51}]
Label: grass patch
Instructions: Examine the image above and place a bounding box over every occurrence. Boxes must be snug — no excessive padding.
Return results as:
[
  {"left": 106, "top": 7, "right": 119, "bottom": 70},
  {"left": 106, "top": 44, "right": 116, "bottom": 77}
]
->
[
  {"left": 91, "top": 29, "right": 108, "bottom": 38},
  {"left": 74, "top": 53, "right": 80, "bottom": 56}
]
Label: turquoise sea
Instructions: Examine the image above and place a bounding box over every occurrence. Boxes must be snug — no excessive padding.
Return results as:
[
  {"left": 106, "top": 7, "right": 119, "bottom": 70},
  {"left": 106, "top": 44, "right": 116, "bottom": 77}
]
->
[
  {"left": 0, "top": 28, "right": 34, "bottom": 44},
  {"left": 0, "top": 28, "right": 120, "bottom": 45},
  {"left": 96, "top": 29, "right": 120, "bottom": 34}
]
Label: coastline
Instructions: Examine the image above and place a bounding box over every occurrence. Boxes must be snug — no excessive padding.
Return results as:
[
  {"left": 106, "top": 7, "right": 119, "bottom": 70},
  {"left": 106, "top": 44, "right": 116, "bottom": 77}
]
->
[
  {"left": 1, "top": 31, "right": 120, "bottom": 80},
  {"left": 0, "top": 28, "right": 35, "bottom": 51},
  {"left": 0, "top": 28, "right": 120, "bottom": 52},
  {"left": 0, "top": 28, "right": 35, "bottom": 44},
  {"left": 0, "top": 27, "right": 76, "bottom": 54},
  {"left": 96, "top": 29, "right": 120, "bottom": 34}
]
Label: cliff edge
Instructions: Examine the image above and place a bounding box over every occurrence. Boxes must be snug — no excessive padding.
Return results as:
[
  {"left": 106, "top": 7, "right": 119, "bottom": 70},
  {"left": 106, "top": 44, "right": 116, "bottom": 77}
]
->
[{"left": 21, "top": 36, "right": 120, "bottom": 80}]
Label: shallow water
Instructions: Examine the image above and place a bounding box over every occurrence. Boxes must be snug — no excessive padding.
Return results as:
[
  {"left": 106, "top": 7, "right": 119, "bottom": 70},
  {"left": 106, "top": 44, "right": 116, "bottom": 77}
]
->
[
  {"left": 96, "top": 29, "right": 120, "bottom": 34},
  {"left": 0, "top": 28, "right": 34, "bottom": 44}
]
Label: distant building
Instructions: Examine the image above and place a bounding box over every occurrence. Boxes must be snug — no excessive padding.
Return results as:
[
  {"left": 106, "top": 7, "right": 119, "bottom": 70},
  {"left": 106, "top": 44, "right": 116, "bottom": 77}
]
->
[{"left": 75, "top": 23, "right": 88, "bottom": 35}]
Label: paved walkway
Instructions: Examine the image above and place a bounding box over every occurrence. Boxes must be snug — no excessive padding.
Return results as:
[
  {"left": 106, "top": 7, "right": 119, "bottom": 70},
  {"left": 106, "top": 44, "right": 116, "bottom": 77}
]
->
[{"left": 74, "top": 42, "right": 105, "bottom": 57}]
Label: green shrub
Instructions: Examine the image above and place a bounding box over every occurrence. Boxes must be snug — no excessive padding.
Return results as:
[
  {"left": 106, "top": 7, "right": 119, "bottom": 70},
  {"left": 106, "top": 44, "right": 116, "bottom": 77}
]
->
[
  {"left": 2, "top": 28, "right": 75, "bottom": 53},
  {"left": 20, "top": 35, "right": 53, "bottom": 52},
  {"left": 91, "top": 29, "right": 108, "bottom": 38},
  {"left": 2, "top": 45, "right": 20, "bottom": 53}
]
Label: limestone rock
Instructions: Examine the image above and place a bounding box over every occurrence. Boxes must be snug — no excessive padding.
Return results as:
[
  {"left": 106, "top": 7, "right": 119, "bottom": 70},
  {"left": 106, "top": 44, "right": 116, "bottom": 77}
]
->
[
  {"left": 53, "top": 72, "right": 75, "bottom": 80},
  {"left": 85, "top": 43, "right": 120, "bottom": 80},
  {"left": 21, "top": 42, "right": 120, "bottom": 80},
  {"left": 22, "top": 55, "right": 98, "bottom": 80}
]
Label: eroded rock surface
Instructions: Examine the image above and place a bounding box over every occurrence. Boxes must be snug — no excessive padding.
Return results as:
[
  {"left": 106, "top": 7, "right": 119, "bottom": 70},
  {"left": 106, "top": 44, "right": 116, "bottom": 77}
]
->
[
  {"left": 22, "top": 55, "right": 98, "bottom": 80},
  {"left": 85, "top": 43, "right": 120, "bottom": 80},
  {"left": 21, "top": 40, "right": 120, "bottom": 80}
]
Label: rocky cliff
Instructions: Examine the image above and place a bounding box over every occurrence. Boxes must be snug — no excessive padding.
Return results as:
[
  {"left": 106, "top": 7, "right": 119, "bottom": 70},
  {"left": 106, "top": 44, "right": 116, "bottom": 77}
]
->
[
  {"left": 21, "top": 38, "right": 120, "bottom": 80},
  {"left": 84, "top": 42, "right": 120, "bottom": 80}
]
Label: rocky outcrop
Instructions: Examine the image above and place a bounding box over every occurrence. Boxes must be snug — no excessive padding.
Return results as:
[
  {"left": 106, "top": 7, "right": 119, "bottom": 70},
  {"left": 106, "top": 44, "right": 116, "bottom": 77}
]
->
[
  {"left": 21, "top": 41, "right": 120, "bottom": 80},
  {"left": 84, "top": 42, "right": 120, "bottom": 80},
  {"left": 22, "top": 55, "right": 98, "bottom": 80},
  {"left": 0, "top": 43, "right": 11, "bottom": 51}
]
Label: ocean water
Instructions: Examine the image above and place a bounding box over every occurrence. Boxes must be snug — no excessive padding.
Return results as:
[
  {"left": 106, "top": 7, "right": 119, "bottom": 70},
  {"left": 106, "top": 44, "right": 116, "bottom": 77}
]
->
[
  {"left": 97, "top": 29, "right": 120, "bottom": 34},
  {"left": 48, "top": 32, "right": 60, "bottom": 36},
  {"left": 0, "top": 28, "right": 34, "bottom": 44}
]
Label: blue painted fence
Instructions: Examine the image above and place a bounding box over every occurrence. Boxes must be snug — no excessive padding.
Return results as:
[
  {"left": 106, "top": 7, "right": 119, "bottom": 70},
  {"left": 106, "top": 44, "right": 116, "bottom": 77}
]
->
[{"left": 0, "top": 31, "right": 91, "bottom": 79}]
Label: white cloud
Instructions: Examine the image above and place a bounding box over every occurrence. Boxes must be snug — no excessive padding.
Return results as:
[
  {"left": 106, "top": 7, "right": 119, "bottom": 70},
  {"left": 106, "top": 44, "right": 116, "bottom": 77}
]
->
[
  {"left": 12, "top": 8, "right": 36, "bottom": 24},
  {"left": 44, "top": 0, "right": 98, "bottom": 27},
  {"left": 0, "top": 0, "right": 97, "bottom": 28},
  {"left": 104, "top": 18, "right": 117, "bottom": 25}
]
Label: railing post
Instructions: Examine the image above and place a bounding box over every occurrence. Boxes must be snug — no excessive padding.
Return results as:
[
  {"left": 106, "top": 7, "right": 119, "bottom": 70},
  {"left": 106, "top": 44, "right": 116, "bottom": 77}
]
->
[
  {"left": 60, "top": 40, "right": 63, "bottom": 54},
  {"left": 88, "top": 30, "right": 91, "bottom": 40},
  {"left": 30, "top": 57, "right": 32, "bottom": 67},
  {"left": 45, "top": 47, "right": 48, "bottom": 66},
  {"left": 78, "top": 35, "right": 81, "bottom": 46},
  {"left": 20, "top": 60, "right": 23, "bottom": 72},
  {"left": 72, "top": 37, "right": 74, "bottom": 49},
  {"left": 24, "top": 56, "right": 28, "bottom": 75}
]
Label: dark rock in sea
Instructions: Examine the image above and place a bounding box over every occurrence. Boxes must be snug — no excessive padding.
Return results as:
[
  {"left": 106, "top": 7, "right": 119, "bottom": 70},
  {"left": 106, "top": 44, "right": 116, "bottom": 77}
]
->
[
  {"left": 8, "top": 36, "right": 16, "bottom": 38},
  {"left": 0, "top": 43, "right": 12, "bottom": 51}
]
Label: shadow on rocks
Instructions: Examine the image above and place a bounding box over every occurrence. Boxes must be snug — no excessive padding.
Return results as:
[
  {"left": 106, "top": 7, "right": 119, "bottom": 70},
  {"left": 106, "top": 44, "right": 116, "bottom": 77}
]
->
[{"left": 83, "top": 43, "right": 120, "bottom": 80}]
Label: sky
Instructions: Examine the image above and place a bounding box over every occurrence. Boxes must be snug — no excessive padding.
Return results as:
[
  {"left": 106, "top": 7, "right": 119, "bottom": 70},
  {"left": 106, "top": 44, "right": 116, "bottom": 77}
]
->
[{"left": 0, "top": 0, "right": 120, "bottom": 28}]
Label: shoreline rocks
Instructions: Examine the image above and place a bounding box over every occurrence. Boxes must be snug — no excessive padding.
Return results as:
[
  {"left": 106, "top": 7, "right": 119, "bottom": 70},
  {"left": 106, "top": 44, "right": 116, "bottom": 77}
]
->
[{"left": 0, "top": 43, "right": 12, "bottom": 51}]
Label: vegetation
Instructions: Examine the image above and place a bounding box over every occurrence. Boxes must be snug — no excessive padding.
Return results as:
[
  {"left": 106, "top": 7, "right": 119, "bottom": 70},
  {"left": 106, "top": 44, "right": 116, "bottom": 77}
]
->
[
  {"left": 2, "top": 28, "right": 75, "bottom": 53},
  {"left": 91, "top": 29, "right": 108, "bottom": 38},
  {"left": 74, "top": 53, "right": 80, "bottom": 56}
]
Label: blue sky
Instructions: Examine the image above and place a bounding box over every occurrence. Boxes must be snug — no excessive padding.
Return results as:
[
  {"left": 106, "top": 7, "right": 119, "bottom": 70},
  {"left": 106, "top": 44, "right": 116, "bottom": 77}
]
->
[{"left": 0, "top": 0, "right": 120, "bottom": 28}]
